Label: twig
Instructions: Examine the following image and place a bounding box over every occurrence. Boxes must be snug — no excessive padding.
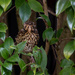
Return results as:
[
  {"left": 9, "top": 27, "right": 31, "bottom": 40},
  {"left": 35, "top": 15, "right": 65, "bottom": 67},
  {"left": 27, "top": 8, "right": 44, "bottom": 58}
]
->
[
  {"left": 48, "top": 9, "right": 56, "bottom": 16},
  {"left": 43, "top": 0, "right": 50, "bottom": 55},
  {"left": 0, "top": 6, "right": 16, "bottom": 20}
]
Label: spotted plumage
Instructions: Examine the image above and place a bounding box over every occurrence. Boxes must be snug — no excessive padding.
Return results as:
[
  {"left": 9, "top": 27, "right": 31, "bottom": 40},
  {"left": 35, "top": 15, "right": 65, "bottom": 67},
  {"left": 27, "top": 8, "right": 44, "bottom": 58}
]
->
[{"left": 15, "top": 22, "right": 39, "bottom": 53}]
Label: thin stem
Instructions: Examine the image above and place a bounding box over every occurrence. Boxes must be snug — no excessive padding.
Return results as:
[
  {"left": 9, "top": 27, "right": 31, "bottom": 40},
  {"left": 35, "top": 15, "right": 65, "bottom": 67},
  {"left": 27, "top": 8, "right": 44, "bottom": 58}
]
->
[{"left": 43, "top": 0, "right": 50, "bottom": 55}]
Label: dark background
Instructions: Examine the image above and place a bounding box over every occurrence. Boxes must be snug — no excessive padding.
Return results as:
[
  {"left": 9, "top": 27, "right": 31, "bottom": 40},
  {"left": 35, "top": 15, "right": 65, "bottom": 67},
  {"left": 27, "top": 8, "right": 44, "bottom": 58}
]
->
[{"left": 7, "top": 0, "right": 57, "bottom": 75}]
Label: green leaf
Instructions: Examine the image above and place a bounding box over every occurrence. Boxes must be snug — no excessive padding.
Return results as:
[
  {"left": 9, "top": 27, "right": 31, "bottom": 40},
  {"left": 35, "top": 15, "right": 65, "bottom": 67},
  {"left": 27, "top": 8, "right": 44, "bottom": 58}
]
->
[
  {"left": 6, "top": 0, "right": 12, "bottom": 11},
  {"left": 33, "top": 46, "right": 42, "bottom": 65},
  {"left": 0, "top": 48, "right": 9, "bottom": 59},
  {"left": 15, "top": 0, "right": 25, "bottom": 9},
  {"left": 0, "top": 0, "right": 11, "bottom": 11},
  {"left": 36, "top": 72, "right": 44, "bottom": 75},
  {"left": 19, "top": 2, "right": 31, "bottom": 23},
  {"left": 60, "top": 59, "right": 74, "bottom": 68},
  {"left": 18, "top": 59, "right": 26, "bottom": 72},
  {"left": 3, "top": 62, "right": 12, "bottom": 72},
  {"left": 59, "top": 67, "right": 71, "bottom": 75},
  {"left": 0, "top": 6, "right": 3, "bottom": 16},
  {"left": 0, "top": 23, "right": 8, "bottom": 32},
  {"left": 43, "top": 28, "right": 54, "bottom": 41},
  {"left": 0, "top": 60, "right": 3, "bottom": 65},
  {"left": 40, "top": 47, "right": 47, "bottom": 71},
  {"left": 64, "top": 40, "right": 75, "bottom": 59},
  {"left": 0, "top": 32, "right": 5, "bottom": 41},
  {"left": 56, "top": 29, "right": 63, "bottom": 38},
  {"left": 28, "top": 0, "right": 43, "bottom": 12},
  {"left": 40, "top": 14, "right": 51, "bottom": 27},
  {"left": 71, "top": 67, "right": 75, "bottom": 74},
  {"left": 56, "top": 0, "right": 71, "bottom": 16},
  {"left": 7, "top": 54, "right": 20, "bottom": 62},
  {"left": 27, "top": 71, "right": 34, "bottom": 75},
  {"left": 1, "top": 66, "right": 11, "bottom": 75},
  {"left": 16, "top": 41, "right": 27, "bottom": 53},
  {"left": 67, "top": 7, "right": 74, "bottom": 32},
  {"left": 50, "top": 38, "right": 58, "bottom": 45},
  {"left": 4, "top": 37, "right": 14, "bottom": 55},
  {"left": 69, "top": 0, "right": 75, "bottom": 11}
]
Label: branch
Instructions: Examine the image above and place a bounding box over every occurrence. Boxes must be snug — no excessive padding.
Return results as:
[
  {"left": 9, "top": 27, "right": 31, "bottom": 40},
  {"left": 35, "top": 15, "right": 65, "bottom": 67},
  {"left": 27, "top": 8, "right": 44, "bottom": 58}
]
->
[
  {"left": 43, "top": 0, "right": 50, "bottom": 55},
  {"left": 48, "top": 9, "right": 56, "bottom": 16}
]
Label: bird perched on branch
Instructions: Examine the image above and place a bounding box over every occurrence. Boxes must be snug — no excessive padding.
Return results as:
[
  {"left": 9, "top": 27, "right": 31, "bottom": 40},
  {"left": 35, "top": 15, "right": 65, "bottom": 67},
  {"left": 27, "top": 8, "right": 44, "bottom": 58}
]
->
[{"left": 15, "top": 22, "right": 39, "bottom": 53}]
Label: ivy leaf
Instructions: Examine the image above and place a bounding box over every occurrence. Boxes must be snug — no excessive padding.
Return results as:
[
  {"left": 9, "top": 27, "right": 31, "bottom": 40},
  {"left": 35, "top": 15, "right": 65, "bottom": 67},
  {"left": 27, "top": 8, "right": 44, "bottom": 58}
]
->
[
  {"left": 0, "top": 32, "right": 5, "bottom": 41},
  {"left": 71, "top": 67, "right": 75, "bottom": 74},
  {"left": 0, "top": 23, "right": 8, "bottom": 32},
  {"left": 67, "top": 8, "right": 74, "bottom": 33},
  {"left": 64, "top": 40, "right": 75, "bottom": 59},
  {"left": 56, "top": 29, "right": 63, "bottom": 38},
  {"left": 0, "top": 48, "right": 9, "bottom": 59},
  {"left": 59, "top": 67, "right": 72, "bottom": 75},
  {"left": 1, "top": 66, "right": 11, "bottom": 75},
  {"left": 0, "top": 6, "right": 3, "bottom": 16},
  {"left": 0, "top": 60, "right": 3, "bottom": 65},
  {"left": 4, "top": 37, "right": 14, "bottom": 55},
  {"left": 56, "top": 0, "right": 71, "bottom": 16},
  {"left": 16, "top": 41, "right": 27, "bottom": 53},
  {"left": 15, "top": 0, "right": 25, "bottom": 9},
  {"left": 6, "top": 0, "right": 12, "bottom": 11},
  {"left": 6, "top": 54, "right": 20, "bottom": 62},
  {"left": 27, "top": 71, "right": 34, "bottom": 75},
  {"left": 40, "top": 47, "right": 47, "bottom": 71},
  {"left": 60, "top": 59, "right": 74, "bottom": 68},
  {"left": 69, "top": 0, "right": 75, "bottom": 11},
  {"left": 33, "top": 46, "right": 42, "bottom": 65},
  {"left": 28, "top": 0, "right": 43, "bottom": 12},
  {"left": 0, "top": 0, "right": 11, "bottom": 11},
  {"left": 50, "top": 38, "right": 58, "bottom": 45},
  {"left": 40, "top": 14, "right": 51, "bottom": 27},
  {"left": 18, "top": 59, "right": 26, "bottom": 72},
  {"left": 3, "top": 62, "right": 12, "bottom": 72},
  {"left": 19, "top": 2, "right": 31, "bottom": 23},
  {"left": 43, "top": 28, "right": 54, "bottom": 41}
]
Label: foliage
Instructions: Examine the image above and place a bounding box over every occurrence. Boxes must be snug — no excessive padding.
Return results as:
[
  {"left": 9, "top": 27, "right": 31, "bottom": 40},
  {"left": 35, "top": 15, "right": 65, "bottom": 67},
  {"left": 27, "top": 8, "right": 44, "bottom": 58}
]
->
[
  {"left": 0, "top": 0, "right": 75, "bottom": 75},
  {"left": 56, "top": 0, "right": 75, "bottom": 75}
]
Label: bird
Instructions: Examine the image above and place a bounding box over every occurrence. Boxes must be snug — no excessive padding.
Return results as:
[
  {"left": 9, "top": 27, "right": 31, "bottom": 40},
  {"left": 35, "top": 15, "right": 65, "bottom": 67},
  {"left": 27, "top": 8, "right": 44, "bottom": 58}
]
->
[{"left": 15, "top": 22, "right": 39, "bottom": 53}]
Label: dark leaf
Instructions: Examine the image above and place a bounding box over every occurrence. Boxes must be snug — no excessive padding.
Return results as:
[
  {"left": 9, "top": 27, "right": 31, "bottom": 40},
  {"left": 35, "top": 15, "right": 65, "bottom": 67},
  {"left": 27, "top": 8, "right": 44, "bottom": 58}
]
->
[
  {"left": 60, "top": 59, "right": 74, "bottom": 68},
  {"left": 43, "top": 28, "right": 54, "bottom": 41},
  {"left": 15, "top": 0, "right": 25, "bottom": 9},
  {"left": 40, "top": 14, "right": 51, "bottom": 27},
  {"left": 27, "top": 71, "right": 34, "bottom": 75},
  {"left": 28, "top": 0, "right": 43, "bottom": 12},
  {"left": 19, "top": 2, "right": 31, "bottom": 23},
  {"left": 0, "top": 6, "right": 3, "bottom": 16},
  {"left": 50, "top": 38, "right": 58, "bottom": 45},
  {"left": 59, "top": 67, "right": 71, "bottom": 75},
  {"left": 40, "top": 47, "right": 47, "bottom": 71},
  {"left": 33, "top": 46, "right": 42, "bottom": 65},
  {"left": 56, "top": 29, "right": 63, "bottom": 38}
]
